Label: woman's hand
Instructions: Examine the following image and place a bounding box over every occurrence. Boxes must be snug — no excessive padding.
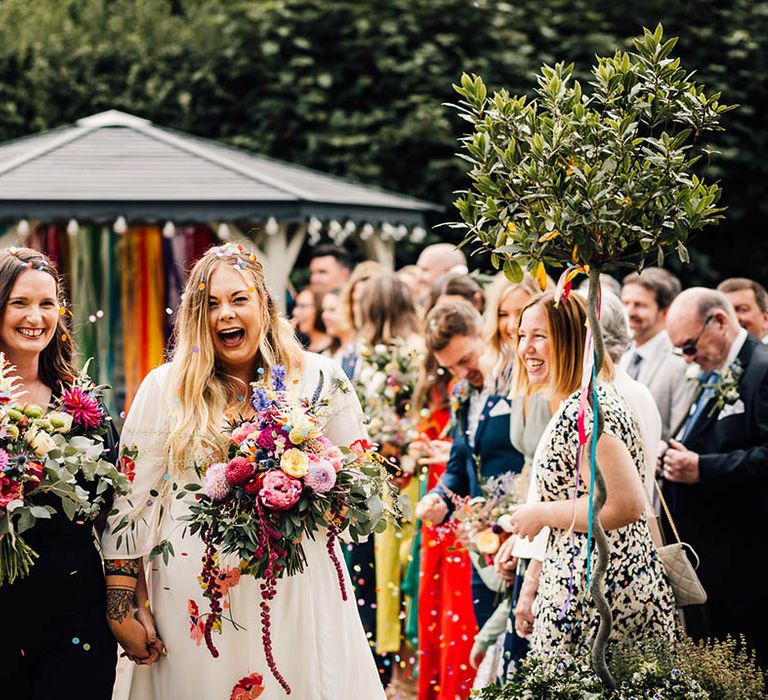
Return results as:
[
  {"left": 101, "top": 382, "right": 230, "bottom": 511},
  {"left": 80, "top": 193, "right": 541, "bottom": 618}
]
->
[
  {"left": 508, "top": 503, "right": 547, "bottom": 540},
  {"left": 135, "top": 600, "right": 167, "bottom": 663},
  {"left": 111, "top": 615, "right": 164, "bottom": 664},
  {"left": 469, "top": 642, "right": 486, "bottom": 669},
  {"left": 513, "top": 565, "right": 539, "bottom": 639},
  {"left": 414, "top": 492, "right": 448, "bottom": 525},
  {"left": 493, "top": 534, "right": 518, "bottom": 582}
]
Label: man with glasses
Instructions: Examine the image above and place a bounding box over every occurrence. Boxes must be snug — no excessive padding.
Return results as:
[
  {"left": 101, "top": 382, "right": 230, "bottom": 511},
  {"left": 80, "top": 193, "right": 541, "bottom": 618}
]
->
[
  {"left": 663, "top": 287, "right": 768, "bottom": 668},
  {"left": 620, "top": 268, "right": 694, "bottom": 440}
]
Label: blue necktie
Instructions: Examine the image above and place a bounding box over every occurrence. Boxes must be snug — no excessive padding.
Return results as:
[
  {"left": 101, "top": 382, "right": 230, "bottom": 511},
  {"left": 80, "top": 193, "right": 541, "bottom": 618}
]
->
[
  {"left": 679, "top": 371, "right": 719, "bottom": 440},
  {"left": 627, "top": 352, "right": 643, "bottom": 380}
]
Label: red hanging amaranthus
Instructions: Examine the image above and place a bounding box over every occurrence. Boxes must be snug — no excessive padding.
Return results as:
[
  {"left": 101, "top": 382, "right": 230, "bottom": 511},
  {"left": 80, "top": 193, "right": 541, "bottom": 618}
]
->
[{"left": 200, "top": 531, "right": 223, "bottom": 658}]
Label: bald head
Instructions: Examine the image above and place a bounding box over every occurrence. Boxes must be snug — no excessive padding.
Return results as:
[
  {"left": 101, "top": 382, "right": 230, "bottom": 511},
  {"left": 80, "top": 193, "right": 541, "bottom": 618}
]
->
[
  {"left": 416, "top": 244, "right": 467, "bottom": 303},
  {"left": 667, "top": 288, "right": 740, "bottom": 371}
]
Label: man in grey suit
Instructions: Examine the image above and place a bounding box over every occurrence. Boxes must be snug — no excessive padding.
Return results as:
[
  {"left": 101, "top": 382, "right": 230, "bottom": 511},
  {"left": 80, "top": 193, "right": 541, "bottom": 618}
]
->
[{"left": 620, "top": 268, "right": 696, "bottom": 441}]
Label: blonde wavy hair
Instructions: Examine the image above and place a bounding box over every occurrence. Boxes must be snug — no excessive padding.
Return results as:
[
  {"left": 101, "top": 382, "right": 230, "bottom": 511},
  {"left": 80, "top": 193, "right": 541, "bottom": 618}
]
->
[
  {"left": 165, "top": 244, "right": 303, "bottom": 472},
  {"left": 480, "top": 271, "right": 553, "bottom": 394}
]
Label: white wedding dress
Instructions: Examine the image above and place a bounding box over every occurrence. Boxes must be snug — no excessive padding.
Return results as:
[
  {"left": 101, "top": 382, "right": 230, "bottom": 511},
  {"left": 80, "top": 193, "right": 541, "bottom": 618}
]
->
[{"left": 103, "top": 353, "right": 385, "bottom": 700}]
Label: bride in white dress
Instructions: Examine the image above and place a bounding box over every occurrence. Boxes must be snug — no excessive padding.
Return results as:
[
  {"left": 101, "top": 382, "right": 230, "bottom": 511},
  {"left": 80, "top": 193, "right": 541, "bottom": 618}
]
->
[{"left": 102, "top": 244, "right": 385, "bottom": 700}]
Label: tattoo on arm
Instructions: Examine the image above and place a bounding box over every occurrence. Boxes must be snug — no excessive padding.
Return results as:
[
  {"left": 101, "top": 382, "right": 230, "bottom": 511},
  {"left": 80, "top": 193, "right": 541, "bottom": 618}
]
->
[
  {"left": 105, "top": 559, "right": 141, "bottom": 578},
  {"left": 106, "top": 587, "right": 135, "bottom": 623}
]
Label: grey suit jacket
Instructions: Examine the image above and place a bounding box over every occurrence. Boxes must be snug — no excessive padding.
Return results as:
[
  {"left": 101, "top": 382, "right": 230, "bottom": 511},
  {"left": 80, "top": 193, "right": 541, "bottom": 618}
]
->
[{"left": 621, "top": 331, "right": 696, "bottom": 440}]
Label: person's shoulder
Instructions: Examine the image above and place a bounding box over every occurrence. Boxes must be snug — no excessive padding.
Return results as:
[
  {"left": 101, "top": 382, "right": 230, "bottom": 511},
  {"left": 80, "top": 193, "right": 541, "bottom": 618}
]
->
[
  {"left": 138, "top": 363, "right": 174, "bottom": 393},
  {"left": 300, "top": 350, "right": 345, "bottom": 377},
  {"left": 298, "top": 352, "right": 352, "bottom": 393},
  {"left": 747, "top": 337, "right": 768, "bottom": 366}
]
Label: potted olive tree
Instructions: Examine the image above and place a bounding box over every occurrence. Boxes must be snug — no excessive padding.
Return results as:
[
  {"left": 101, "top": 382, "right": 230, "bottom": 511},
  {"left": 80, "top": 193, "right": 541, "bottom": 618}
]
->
[{"left": 451, "top": 25, "right": 733, "bottom": 688}]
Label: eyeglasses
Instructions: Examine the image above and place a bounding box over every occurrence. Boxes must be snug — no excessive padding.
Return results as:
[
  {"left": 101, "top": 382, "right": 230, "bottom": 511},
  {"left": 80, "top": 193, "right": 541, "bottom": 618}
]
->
[{"left": 675, "top": 315, "right": 713, "bottom": 357}]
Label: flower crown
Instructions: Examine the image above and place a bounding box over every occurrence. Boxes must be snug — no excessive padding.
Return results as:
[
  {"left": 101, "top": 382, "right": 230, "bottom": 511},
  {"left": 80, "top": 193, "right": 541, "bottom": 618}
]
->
[{"left": 207, "top": 242, "right": 259, "bottom": 271}]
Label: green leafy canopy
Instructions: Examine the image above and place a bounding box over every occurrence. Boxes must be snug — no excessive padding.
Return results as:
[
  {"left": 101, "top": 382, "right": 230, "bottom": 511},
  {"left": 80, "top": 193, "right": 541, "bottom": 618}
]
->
[{"left": 451, "top": 24, "right": 735, "bottom": 276}]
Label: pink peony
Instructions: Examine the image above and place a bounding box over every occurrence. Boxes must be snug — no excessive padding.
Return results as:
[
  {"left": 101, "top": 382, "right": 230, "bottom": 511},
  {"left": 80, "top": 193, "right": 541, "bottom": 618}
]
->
[
  {"left": 303, "top": 458, "right": 337, "bottom": 494},
  {"left": 259, "top": 470, "right": 302, "bottom": 511},
  {"left": 225, "top": 457, "right": 253, "bottom": 486},
  {"left": 61, "top": 387, "right": 103, "bottom": 429},
  {"left": 231, "top": 422, "right": 258, "bottom": 445},
  {"left": 0, "top": 448, "right": 9, "bottom": 471},
  {"left": 203, "top": 463, "right": 231, "bottom": 501},
  {"left": 0, "top": 473, "right": 21, "bottom": 508}
]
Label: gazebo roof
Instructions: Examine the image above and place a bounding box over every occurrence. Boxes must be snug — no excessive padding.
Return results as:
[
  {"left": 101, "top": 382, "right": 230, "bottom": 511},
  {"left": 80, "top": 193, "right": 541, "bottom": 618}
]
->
[{"left": 0, "top": 110, "right": 437, "bottom": 225}]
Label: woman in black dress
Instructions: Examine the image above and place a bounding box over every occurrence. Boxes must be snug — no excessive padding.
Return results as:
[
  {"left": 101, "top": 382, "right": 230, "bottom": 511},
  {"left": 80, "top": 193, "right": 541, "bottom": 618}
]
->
[{"left": 0, "top": 247, "right": 119, "bottom": 699}]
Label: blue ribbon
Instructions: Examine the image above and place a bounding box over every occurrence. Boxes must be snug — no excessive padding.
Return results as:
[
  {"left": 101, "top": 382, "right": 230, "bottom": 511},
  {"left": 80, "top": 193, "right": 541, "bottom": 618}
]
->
[{"left": 585, "top": 361, "right": 599, "bottom": 591}]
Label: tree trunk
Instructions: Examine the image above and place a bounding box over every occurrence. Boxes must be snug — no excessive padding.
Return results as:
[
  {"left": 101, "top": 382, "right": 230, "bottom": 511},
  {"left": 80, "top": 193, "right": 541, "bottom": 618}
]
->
[{"left": 585, "top": 266, "right": 616, "bottom": 690}]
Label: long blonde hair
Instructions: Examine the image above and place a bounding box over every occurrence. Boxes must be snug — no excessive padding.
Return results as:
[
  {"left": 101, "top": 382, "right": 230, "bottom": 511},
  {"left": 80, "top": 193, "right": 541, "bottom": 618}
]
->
[
  {"left": 481, "top": 272, "right": 551, "bottom": 394},
  {"left": 165, "top": 244, "right": 303, "bottom": 472}
]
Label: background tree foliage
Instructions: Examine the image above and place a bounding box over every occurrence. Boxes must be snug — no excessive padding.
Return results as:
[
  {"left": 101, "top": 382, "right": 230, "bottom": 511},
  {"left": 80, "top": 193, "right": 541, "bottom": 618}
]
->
[{"left": 0, "top": 0, "right": 765, "bottom": 283}]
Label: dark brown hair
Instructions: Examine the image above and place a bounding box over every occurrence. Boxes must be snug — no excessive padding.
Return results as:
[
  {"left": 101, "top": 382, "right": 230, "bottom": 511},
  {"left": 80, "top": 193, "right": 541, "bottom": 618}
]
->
[
  {"left": 622, "top": 267, "right": 681, "bottom": 311},
  {"left": 0, "top": 246, "right": 76, "bottom": 388},
  {"left": 357, "top": 272, "right": 421, "bottom": 345},
  {"left": 295, "top": 287, "right": 327, "bottom": 334},
  {"left": 427, "top": 273, "right": 485, "bottom": 313},
  {"left": 717, "top": 277, "right": 768, "bottom": 313}
]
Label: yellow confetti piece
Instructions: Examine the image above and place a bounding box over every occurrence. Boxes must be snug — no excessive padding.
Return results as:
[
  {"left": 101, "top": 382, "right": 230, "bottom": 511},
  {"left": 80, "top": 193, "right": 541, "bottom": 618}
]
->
[
  {"left": 198, "top": 282, "right": 205, "bottom": 291},
  {"left": 506, "top": 221, "right": 516, "bottom": 234},
  {"left": 538, "top": 229, "right": 560, "bottom": 243},
  {"left": 535, "top": 261, "right": 548, "bottom": 290},
  {"left": 571, "top": 244, "right": 579, "bottom": 263}
]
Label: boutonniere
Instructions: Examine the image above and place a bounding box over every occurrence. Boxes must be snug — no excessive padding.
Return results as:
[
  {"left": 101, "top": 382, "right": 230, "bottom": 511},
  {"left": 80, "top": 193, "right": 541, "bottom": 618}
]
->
[
  {"left": 705, "top": 359, "right": 743, "bottom": 417},
  {"left": 685, "top": 363, "right": 703, "bottom": 382},
  {"left": 450, "top": 379, "right": 471, "bottom": 413},
  {"left": 445, "top": 379, "right": 472, "bottom": 435}
]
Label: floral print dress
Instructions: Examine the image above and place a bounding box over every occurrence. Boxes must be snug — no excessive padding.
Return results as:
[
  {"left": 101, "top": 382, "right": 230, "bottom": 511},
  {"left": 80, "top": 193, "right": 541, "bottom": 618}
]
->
[{"left": 531, "top": 384, "right": 676, "bottom": 656}]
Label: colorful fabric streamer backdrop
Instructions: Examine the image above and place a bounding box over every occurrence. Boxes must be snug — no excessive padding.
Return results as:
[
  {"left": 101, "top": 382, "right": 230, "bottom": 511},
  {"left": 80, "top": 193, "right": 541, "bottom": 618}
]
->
[{"left": 23, "top": 222, "right": 216, "bottom": 417}]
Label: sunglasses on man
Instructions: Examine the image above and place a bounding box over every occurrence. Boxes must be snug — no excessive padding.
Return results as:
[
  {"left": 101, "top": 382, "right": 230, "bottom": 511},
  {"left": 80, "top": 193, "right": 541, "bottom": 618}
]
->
[{"left": 674, "top": 315, "right": 714, "bottom": 357}]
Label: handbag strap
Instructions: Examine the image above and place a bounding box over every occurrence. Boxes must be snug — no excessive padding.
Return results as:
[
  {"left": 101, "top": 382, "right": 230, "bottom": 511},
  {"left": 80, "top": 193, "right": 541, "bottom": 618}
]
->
[{"left": 653, "top": 478, "right": 682, "bottom": 545}]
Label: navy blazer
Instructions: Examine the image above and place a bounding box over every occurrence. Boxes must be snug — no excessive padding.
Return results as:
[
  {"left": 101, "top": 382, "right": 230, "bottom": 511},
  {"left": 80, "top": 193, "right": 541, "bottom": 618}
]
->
[{"left": 432, "top": 391, "right": 524, "bottom": 508}]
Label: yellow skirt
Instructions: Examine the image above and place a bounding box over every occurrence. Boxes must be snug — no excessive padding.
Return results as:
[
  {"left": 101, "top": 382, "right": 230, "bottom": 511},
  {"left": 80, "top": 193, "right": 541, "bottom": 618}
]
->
[{"left": 374, "top": 477, "right": 419, "bottom": 653}]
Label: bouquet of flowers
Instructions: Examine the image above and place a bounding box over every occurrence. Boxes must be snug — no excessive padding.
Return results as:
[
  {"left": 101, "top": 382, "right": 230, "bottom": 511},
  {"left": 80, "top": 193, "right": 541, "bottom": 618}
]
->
[
  {"left": 183, "top": 366, "right": 407, "bottom": 694},
  {"left": 354, "top": 339, "right": 422, "bottom": 449},
  {"left": 445, "top": 471, "right": 523, "bottom": 564},
  {"left": 0, "top": 355, "right": 131, "bottom": 585}
]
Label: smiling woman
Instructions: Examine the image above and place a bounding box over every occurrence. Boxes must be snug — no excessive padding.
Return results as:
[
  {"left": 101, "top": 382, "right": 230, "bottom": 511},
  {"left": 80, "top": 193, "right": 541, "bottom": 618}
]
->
[
  {"left": 0, "top": 246, "right": 119, "bottom": 700},
  {"left": 102, "top": 242, "right": 385, "bottom": 699}
]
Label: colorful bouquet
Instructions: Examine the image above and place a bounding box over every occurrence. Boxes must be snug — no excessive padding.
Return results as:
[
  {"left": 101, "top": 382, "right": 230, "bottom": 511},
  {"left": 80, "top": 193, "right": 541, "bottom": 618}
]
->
[
  {"left": 354, "top": 339, "right": 422, "bottom": 449},
  {"left": 0, "top": 355, "right": 130, "bottom": 585},
  {"left": 182, "top": 366, "right": 407, "bottom": 694},
  {"left": 445, "top": 471, "right": 523, "bottom": 564}
]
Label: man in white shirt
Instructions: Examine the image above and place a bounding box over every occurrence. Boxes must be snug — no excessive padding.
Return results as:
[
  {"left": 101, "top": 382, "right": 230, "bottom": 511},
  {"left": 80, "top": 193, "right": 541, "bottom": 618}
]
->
[
  {"left": 620, "top": 268, "right": 695, "bottom": 440},
  {"left": 717, "top": 277, "right": 768, "bottom": 343}
]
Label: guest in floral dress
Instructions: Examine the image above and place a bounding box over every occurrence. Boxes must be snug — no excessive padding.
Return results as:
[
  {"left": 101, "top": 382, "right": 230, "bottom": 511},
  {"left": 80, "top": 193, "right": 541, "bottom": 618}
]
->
[{"left": 507, "top": 292, "right": 676, "bottom": 655}]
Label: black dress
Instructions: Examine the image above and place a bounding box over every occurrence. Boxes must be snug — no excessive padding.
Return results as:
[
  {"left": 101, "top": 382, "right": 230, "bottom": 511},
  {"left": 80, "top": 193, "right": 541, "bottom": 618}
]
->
[{"left": 0, "top": 416, "right": 119, "bottom": 700}]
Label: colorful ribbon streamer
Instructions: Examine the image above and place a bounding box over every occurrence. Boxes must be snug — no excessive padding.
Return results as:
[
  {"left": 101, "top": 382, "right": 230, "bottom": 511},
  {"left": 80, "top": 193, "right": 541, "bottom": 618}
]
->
[{"left": 553, "top": 261, "right": 606, "bottom": 613}]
